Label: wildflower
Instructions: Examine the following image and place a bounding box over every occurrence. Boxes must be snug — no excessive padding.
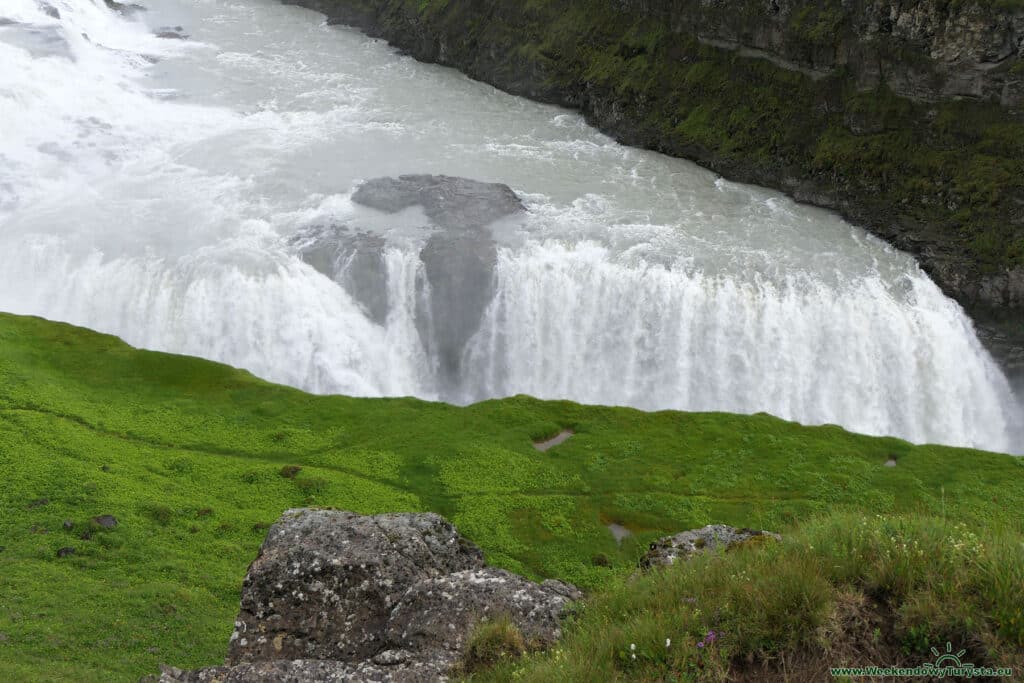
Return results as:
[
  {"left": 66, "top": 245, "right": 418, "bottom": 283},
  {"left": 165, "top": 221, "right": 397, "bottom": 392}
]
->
[
  {"left": 665, "top": 638, "right": 671, "bottom": 648},
  {"left": 630, "top": 643, "right": 635, "bottom": 651},
  {"left": 697, "top": 641, "right": 705, "bottom": 648}
]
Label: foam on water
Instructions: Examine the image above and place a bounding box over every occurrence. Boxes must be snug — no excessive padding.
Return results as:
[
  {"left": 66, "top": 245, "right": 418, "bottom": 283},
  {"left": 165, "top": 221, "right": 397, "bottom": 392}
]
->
[{"left": 0, "top": 0, "right": 1020, "bottom": 453}]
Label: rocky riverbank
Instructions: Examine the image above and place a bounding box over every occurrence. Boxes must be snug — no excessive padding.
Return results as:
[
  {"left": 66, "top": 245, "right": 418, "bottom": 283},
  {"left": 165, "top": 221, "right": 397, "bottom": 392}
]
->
[{"left": 281, "top": 0, "right": 1024, "bottom": 363}]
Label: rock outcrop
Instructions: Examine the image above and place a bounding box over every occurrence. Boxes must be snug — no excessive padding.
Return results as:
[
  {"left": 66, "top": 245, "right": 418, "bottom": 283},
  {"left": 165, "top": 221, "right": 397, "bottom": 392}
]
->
[
  {"left": 640, "top": 524, "right": 781, "bottom": 569},
  {"left": 153, "top": 509, "right": 579, "bottom": 682},
  {"left": 278, "top": 0, "right": 1024, "bottom": 363},
  {"left": 294, "top": 175, "right": 525, "bottom": 383}
]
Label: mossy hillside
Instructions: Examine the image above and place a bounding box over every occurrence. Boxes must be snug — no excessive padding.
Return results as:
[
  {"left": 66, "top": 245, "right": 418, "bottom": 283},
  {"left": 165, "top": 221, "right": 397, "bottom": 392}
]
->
[
  {"left": 1, "top": 311, "right": 1022, "bottom": 681},
  {"left": 297, "top": 0, "right": 1024, "bottom": 313}
]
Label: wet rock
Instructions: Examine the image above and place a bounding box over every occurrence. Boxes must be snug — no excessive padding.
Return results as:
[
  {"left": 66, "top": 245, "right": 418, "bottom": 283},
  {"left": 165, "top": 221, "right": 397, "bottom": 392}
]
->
[
  {"left": 295, "top": 227, "right": 389, "bottom": 325},
  {"left": 91, "top": 515, "right": 118, "bottom": 530},
  {"left": 40, "top": 4, "right": 60, "bottom": 19},
  {"left": 352, "top": 175, "right": 523, "bottom": 232},
  {"left": 640, "top": 524, "right": 781, "bottom": 569},
  {"left": 155, "top": 27, "right": 188, "bottom": 40},
  {"left": 63, "top": 520, "right": 74, "bottom": 530},
  {"left": 56, "top": 547, "right": 75, "bottom": 558},
  {"left": 157, "top": 509, "right": 578, "bottom": 682},
  {"left": 416, "top": 231, "right": 497, "bottom": 381},
  {"left": 299, "top": 175, "right": 525, "bottom": 379},
  {"left": 79, "top": 530, "right": 92, "bottom": 541},
  {"left": 104, "top": 0, "right": 145, "bottom": 16},
  {"left": 354, "top": 176, "right": 522, "bottom": 381}
]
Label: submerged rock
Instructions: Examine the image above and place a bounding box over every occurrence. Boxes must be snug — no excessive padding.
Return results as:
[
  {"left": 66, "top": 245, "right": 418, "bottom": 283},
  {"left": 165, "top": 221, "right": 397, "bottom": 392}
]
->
[
  {"left": 640, "top": 524, "right": 781, "bottom": 569},
  {"left": 155, "top": 509, "right": 579, "bottom": 682}
]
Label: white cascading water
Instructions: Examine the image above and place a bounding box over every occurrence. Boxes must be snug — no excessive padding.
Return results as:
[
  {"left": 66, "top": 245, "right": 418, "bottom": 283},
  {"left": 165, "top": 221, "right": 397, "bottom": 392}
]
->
[{"left": 1, "top": 0, "right": 1021, "bottom": 452}]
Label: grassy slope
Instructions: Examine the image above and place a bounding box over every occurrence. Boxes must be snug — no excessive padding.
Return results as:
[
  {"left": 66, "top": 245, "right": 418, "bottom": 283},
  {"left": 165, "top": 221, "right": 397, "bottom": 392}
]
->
[
  {"left": 477, "top": 514, "right": 1024, "bottom": 681},
  {"left": 0, "top": 312, "right": 1021, "bottom": 681}
]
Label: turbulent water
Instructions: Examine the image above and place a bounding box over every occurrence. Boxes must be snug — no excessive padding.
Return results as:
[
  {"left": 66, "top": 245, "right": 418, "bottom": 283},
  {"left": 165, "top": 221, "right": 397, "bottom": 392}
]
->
[{"left": 1, "top": 0, "right": 1021, "bottom": 452}]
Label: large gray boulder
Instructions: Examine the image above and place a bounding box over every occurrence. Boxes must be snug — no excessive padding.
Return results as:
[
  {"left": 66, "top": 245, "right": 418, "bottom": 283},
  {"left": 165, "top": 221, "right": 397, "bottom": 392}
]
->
[
  {"left": 154, "top": 509, "right": 579, "bottom": 682},
  {"left": 640, "top": 524, "right": 781, "bottom": 569}
]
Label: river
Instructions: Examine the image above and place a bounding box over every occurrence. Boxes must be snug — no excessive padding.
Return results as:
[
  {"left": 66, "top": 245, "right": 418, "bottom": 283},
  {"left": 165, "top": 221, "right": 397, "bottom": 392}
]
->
[{"left": 1, "top": 0, "right": 1021, "bottom": 452}]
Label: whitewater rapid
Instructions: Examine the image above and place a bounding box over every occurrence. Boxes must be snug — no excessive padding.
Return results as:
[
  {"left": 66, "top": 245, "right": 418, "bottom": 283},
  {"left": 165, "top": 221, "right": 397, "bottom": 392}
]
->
[{"left": 1, "top": 0, "right": 1021, "bottom": 452}]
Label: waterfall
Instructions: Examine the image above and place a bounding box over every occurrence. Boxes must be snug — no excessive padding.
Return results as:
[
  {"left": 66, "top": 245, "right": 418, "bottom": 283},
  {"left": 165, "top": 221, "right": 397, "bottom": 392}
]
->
[{"left": 0, "top": 0, "right": 1020, "bottom": 453}]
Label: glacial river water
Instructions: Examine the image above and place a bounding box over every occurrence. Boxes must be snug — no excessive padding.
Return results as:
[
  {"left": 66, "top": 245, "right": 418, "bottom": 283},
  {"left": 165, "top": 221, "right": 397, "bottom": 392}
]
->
[{"left": 1, "top": 0, "right": 1021, "bottom": 452}]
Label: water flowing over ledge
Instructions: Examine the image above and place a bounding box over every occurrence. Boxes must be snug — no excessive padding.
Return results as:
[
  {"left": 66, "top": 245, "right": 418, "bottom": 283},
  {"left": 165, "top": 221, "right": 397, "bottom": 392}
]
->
[{"left": 0, "top": 0, "right": 1020, "bottom": 452}]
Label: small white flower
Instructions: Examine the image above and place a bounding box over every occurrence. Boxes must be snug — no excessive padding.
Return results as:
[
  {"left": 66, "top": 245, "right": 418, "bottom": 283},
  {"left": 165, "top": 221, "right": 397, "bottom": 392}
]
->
[
  {"left": 631, "top": 653, "right": 636, "bottom": 660},
  {"left": 666, "top": 638, "right": 671, "bottom": 648},
  {"left": 630, "top": 643, "right": 636, "bottom": 651}
]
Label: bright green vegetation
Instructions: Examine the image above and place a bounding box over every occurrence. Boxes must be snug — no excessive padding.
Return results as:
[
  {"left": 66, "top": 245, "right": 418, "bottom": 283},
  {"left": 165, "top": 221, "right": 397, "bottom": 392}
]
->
[
  {"left": 477, "top": 514, "right": 1024, "bottom": 681},
  {"left": 0, "top": 312, "right": 1022, "bottom": 681}
]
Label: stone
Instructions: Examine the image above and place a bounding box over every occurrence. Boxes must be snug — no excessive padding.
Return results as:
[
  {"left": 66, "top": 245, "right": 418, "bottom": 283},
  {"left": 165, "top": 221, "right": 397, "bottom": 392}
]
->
[
  {"left": 294, "top": 227, "right": 389, "bottom": 325},
  {"left": 56, "top": 547, "right": 75, "bottom": 558},
  {"left": 155, "top": 27, "right": 188, "bottom": 40},
  {"left": 416, "top": 230, "right": 497, "bottom": 382},
  {"left": 155, "top": 509, "right": 579, "bottom": 682},
  {"left": 351, "top": 175, "right": 523, "bottom": 231},
  {"left": 385, "top": 568, "right": 580, "bottom": 654},
  {"left": 92, "top": 515, "right": 118, "bottom": 529},
  {"left": 297, "top": 175, "right": 526, "bottom": 381},
  {"left": 63, "top": 520, "right": 74, "bottom": 530},
  {"left": 640, "top": 524, "right": 781, "bottom": 569},
  {"left": 104, "top": 0, "right": 145, "bottom": 14}
]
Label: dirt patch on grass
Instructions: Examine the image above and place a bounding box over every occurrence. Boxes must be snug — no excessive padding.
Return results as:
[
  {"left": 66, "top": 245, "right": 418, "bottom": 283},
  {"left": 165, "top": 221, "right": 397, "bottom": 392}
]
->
[{"left": 533, "top": 430, "right": 573, "bottom": 452}]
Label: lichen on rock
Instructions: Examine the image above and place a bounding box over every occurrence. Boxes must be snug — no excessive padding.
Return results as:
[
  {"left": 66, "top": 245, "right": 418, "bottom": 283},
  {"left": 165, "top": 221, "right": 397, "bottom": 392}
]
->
[{"left": 152, "top": 509, "right": 580, "bottom": 682}]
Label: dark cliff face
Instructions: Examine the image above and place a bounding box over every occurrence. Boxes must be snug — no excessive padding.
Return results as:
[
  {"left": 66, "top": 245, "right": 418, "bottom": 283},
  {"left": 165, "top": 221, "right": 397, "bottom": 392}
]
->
[
  {"left": 628, "top": 0, "right": 1024, "bottom": 106},
  {"left": 282, "top": 0, "right": 1024, "bottom": 345}
]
